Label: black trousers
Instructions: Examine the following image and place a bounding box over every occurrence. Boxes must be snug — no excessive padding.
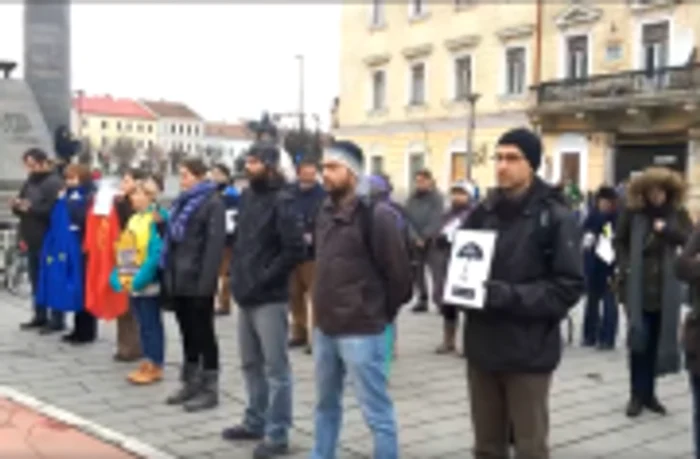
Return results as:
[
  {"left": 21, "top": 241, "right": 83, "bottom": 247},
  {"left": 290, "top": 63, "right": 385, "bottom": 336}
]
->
[
  {"left": 629, "top": 310, "right": 661, "bottom": 403},
  {"left": 173, "top": 296, "right": 219, "bottom": 371},
  {"left": 71, "top": 310, "right": 97, "bottom": 340}
]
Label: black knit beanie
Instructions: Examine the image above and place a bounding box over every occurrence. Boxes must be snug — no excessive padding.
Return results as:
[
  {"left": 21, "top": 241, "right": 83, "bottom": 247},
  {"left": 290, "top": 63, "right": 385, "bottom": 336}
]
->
[
  {"left": 247, "top": 140, "right": 280, "bottom": 168},
  {"left": 497, "top": 128, "right": 542, "bottom": 172}
]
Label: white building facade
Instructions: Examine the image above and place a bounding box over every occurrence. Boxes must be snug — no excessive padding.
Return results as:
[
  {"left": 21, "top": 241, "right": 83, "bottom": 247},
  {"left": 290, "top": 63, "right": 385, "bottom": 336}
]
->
[
  {"left": 141, "top": 100, "right": 205, "bottom": 155},
  {"left": 204, "top": 122, "right": 254, "bottom": 169}
]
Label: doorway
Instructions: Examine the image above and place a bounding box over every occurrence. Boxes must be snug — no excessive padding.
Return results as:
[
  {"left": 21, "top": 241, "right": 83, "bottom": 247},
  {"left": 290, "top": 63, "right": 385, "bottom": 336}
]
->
[
  {"left": 614, "top": 142, "right": 687, "bottom": 184},
  {"left": 559, "top": 151, "right": 581, "bottom": 187}
]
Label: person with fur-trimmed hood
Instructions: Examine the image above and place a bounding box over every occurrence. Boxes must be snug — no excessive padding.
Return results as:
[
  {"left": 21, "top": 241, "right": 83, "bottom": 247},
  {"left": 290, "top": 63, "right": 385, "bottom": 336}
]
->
[{"left": 614, "top": 167, "right": 692, "bottom": 418}]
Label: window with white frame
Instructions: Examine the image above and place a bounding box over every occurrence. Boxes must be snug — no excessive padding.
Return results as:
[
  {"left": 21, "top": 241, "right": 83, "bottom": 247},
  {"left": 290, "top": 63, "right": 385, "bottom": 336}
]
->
[
  {"left": 370, "top": 0, "right": 384, "bottom": 26},
  {"left": 454, "top": 55, "right": 473, "bottom": 100},
  {"left": 409, "top": 62, "right": 426, "bottom": 105},
  {"left": 505, "top": 46, "right": 526, "bottom": 95},
  {"left": 566, "top": 35, "right": 588, "bottom": 79},
  {"left": 410, "top": 0, "right": 424, "bottom": 17},
  {"left": 371, "top": 69, "right": 386, "bottom": 111}
]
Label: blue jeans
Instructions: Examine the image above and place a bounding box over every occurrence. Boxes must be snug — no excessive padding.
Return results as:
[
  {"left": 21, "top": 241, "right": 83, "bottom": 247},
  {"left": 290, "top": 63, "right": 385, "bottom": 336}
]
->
[
  {"left": 130, "top": 296, "right": 164, "bottom": 366},
  {"left": 310, "top": 328, "right": 398, "bottom": 459},
  {"left": 238, "top": 301, "right": 292, "bottom": 445},
  {"left": 582, "top": 286, "right": 618, "bottom": 347},
  {"left": 28, "top": 249, "right": 64, "bottom": 327},
  {"left": 691, "top": 373, "right": 700, "bottom": 459}
]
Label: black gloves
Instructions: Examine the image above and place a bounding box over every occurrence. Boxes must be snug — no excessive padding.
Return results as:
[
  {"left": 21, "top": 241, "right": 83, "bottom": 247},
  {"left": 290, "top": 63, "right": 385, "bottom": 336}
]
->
[{"left": 484, "top": 280, "right": 516, "bottom": 310}]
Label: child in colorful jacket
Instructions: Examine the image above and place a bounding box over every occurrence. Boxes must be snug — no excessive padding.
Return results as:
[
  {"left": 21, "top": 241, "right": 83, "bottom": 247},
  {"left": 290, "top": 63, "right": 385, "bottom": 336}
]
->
[{"left": 110, "top": 179, "right": 168, "bottom": 385}]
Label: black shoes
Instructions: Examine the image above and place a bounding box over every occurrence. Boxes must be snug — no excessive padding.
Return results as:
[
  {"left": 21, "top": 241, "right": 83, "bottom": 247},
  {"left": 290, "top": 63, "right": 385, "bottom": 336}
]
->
[
  {"left": 288, "top": 337, "right": 306, "bottom": 348},
  {"left": 626, "top": 397, "right": 667, "bottom": 417},
  {"left": 411, "top": 301, "right": 429, "bottom": 313},
  {"left": 20, "top": 318, "right": 47, "bottom": 331},
  {"left": 626, "top": 398, "right": 643, "bottom": 418},
  {"left": 645, "top": 398, "right": 668, "bottom": 415},
  {"left": 221, "top": 425, "right": 263, "bottom": 441},
  {"left": 183, "top": 370, "right": 219, "bottom": 412},
  {"left": 62, "top": 332, "right": 96, "bottom": 345}
]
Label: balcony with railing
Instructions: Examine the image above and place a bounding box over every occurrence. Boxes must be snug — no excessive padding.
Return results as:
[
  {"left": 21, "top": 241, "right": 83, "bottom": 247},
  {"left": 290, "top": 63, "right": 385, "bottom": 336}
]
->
[{"left": 531, "top": 64, "right": 700, "bottom": 114}]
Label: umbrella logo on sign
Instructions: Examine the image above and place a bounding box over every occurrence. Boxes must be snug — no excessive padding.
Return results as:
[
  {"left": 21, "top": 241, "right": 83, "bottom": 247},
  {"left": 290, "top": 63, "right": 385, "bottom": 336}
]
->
[{"left": 456, "top": 242, "right": 483, "bottom": 281}]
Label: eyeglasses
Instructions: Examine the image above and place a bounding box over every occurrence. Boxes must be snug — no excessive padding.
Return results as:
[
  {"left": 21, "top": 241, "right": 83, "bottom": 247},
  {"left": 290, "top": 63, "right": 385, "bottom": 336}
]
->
[{"left": 491, "top": 153, "right": 526, "bottom": 163}]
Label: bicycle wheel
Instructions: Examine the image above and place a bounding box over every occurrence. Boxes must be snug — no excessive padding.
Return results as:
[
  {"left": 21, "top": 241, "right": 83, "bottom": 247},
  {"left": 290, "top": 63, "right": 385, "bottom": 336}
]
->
[{"left": 6, "top": 253, "right": 30, "bottom": 298}]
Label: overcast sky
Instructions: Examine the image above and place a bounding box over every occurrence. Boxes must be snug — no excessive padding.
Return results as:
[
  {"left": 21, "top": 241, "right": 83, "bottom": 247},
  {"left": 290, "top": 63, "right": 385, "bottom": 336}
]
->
[{"left": 0, "top": 3, "right": 341, "bottom": 128}]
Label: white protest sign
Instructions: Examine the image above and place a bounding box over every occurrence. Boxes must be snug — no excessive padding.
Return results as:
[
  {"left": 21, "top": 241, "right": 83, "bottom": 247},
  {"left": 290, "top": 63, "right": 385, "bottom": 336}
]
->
[{"left": 443, "top": 229, "right": 497, "bottom": 310}]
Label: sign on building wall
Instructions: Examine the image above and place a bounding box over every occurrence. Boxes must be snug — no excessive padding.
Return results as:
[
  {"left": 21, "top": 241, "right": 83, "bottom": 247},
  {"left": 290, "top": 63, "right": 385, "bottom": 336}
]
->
[{"left": 24, "top": 0, "right": 71, "bottom": 137}]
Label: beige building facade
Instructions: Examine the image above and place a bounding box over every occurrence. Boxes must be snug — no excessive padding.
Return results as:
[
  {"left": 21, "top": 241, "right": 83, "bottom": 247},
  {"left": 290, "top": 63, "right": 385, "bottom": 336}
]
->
[{"left": 335, "top": 0, "right": 700, "bottom": 204}]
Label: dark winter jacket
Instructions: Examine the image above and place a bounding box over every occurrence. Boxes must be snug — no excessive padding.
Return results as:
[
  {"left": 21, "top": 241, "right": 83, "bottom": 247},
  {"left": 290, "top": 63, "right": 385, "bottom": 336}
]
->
[
  {"left": 405, "top": 189, "right": 444, "bottom": 240},
  {"left": 675, "top": 224, "right": 700, "bottom": 375},
  {"left": 313, "top": 196, "right": 413, "bottom": 336},
  {"left": 582, "top": 209, "right": 617, "bottom": 292},
  {"left": 290, "top": 182, "right": 326, "bottom": 260},
  {"left": 162, "top": 191, "right": 226, "bottom": 298},
  {"left": 13, "top": 171, "right": 63, "bottom": 252},
  {"left": 460, "top": 178, "right": 584, "bottom": 373},
  {"left": 230, "top": 177, "right": 305, "bottom": 307}
]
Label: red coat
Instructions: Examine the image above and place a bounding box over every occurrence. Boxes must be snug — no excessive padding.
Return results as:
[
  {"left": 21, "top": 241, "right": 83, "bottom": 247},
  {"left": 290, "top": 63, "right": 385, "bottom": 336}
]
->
[{"left": 83, "top": 203, "right": 127, "bottom": 320}]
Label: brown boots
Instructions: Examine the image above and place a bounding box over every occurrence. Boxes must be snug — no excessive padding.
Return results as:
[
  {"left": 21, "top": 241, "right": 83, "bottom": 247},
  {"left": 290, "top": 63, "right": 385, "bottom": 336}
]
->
[{"left": 435, "top": 323, "right": 457, "bottom": 355}]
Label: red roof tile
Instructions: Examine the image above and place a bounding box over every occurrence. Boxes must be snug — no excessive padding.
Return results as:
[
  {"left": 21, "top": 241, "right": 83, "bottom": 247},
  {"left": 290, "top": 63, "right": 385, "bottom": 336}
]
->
[
  {"left": 141, "top": 100, "right": 201, "bottom": 119},
  {"left": 205, "top": 122, "right": 254, "bottom": 140},
  {"left": 72, "top": 95, "right": 155, "bottom": 120}
]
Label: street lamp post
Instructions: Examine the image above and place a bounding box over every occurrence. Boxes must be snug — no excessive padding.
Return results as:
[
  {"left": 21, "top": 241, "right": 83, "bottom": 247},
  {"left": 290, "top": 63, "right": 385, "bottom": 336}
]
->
[
  {"left": 465, "top": 92, "right": 481, "bottom": 181},
  {"left": 295, "top": 55, "right": 305, "bottom": 132}
]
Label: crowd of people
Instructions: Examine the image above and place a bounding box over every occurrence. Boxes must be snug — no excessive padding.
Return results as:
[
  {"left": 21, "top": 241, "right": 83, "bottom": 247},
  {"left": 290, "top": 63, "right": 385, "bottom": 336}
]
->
[{"left": 8, "top": 125, "right": 700, "bottom": 459}]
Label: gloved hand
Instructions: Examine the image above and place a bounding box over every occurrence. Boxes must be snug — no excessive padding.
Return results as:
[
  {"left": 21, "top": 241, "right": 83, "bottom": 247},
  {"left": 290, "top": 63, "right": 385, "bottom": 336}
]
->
[{"left": 483, "top": 280, "right": 516, "bottom": 310}]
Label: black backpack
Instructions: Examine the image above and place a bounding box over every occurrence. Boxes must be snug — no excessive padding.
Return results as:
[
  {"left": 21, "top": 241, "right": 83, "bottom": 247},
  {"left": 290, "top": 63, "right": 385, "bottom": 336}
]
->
[{"left": 357, "top": 200, "right": 415, "bottom": 302}]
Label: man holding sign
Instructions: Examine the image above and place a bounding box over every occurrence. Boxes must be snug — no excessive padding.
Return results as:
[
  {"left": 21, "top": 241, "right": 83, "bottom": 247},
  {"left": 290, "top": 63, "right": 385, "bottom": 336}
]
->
[{"left": 457, "top": 128, "right": 584, "bottom": 459}]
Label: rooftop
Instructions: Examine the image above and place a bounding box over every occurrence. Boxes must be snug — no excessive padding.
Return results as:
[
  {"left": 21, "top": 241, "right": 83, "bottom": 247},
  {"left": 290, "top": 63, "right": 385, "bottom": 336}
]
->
[
  {"left": 141, "top": 100, "right": 201, "bottom": 120},
  {"left": 72, "top": 94, "right": 155, "bottom": 120},
  {"left": 205, "top": 122, "right": 254, "bottom": 140}
]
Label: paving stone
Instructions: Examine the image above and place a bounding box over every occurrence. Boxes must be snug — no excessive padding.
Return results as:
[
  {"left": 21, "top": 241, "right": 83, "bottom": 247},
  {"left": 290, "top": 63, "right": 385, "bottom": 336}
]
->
[{"left": 0, "top": 293, "right": 694, "bottom": 457}]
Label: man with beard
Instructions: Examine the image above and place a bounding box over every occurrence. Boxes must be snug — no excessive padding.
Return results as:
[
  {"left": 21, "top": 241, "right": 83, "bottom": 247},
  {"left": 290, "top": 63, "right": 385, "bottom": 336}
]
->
[
  {"left": 15, "top": 148, "right": 64, "bottom": 333},
  {"left": 310, "top": 141, "right": 412, "bottom": 459},
  {"left": 210, "top": 163, "right": 240, "bottom": 316},
  {"left": 405, "top": 169, "right": 444, "bottom": 313},
  {"left": 288, "top": 159, "right": 325, "bottom": 353},
  {"left": 459, "top": 128, "right": 584, "bottom": 458},
  {"left": 222, "top": 142, "right": 304, "bottom": 459}
]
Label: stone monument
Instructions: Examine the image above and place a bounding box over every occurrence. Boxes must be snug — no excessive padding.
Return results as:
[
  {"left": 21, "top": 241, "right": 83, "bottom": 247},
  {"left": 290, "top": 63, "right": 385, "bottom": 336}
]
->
[{"left": 23, "top": 0, "right": 71, "bottom": 138}]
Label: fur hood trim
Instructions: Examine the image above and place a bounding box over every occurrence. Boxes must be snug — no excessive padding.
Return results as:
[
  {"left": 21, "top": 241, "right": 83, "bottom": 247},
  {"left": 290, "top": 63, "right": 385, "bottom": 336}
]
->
[{"left": 625, "top": 167, "right": 686, "bottom": 210}]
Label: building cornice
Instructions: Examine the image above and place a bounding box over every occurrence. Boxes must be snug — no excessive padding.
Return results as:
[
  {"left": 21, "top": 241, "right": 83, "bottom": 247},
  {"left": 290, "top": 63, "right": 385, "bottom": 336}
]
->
[
  {"left": 444, "top": 34, "right": 481, "bottom": 53},
  {"left": 496, "top": 24, "right": 535, "bottom": 42},
  {"left": 334, "top": 110, "right": 529, "bottom": 137},
  {"left": 401, "top": 43, "right": 434, "bottom": 60},
  {"left": 554, "top": 4, "right": 603, "bottom": 29},
  {"left": 363, "top": 53, "right": 391, "bottom": 67}
]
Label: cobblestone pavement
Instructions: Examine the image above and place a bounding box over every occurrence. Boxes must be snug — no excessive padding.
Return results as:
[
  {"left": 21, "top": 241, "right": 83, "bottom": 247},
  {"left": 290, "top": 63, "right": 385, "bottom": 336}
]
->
[{"left": 0, "top": 291, "right": 693, "bottom": 458}]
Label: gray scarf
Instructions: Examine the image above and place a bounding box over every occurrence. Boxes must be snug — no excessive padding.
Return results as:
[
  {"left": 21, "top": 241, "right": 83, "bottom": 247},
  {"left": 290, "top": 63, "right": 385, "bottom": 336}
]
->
[{"left": 626, "top": 213, "right": 682, "bottom": 376}]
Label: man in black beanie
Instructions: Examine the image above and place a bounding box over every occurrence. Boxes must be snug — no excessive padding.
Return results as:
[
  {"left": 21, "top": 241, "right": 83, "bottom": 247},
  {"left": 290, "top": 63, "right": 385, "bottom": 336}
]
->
[
  {"left": 223, "top": 140, "right": 305, "bottom": 458},
  {"left": 457, "top": 127, "right": 584, "bottom": 458}
]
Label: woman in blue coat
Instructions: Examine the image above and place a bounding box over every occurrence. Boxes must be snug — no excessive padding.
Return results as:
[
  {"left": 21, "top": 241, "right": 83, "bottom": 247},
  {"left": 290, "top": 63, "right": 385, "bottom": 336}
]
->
[{"left": 61, "top": 164, "right": 97, "bottom": 344}]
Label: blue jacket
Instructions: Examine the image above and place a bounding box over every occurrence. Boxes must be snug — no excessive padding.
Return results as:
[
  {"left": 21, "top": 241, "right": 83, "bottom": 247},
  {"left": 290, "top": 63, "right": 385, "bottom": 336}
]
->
[
  {"left": 221, "top": 185, "right": 240, "bottom": 246},
  {"left": 36, "top": 197, "right": 85, "bottom": 312},
  {"left": 583, "top": 209, "right": 617, "bottom": 292}
]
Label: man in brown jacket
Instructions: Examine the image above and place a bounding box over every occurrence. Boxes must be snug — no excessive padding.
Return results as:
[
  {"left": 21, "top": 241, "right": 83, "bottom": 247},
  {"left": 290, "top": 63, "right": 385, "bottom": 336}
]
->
[{"left": 310, "top": 140, "right": 413, "bottom": 459}]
